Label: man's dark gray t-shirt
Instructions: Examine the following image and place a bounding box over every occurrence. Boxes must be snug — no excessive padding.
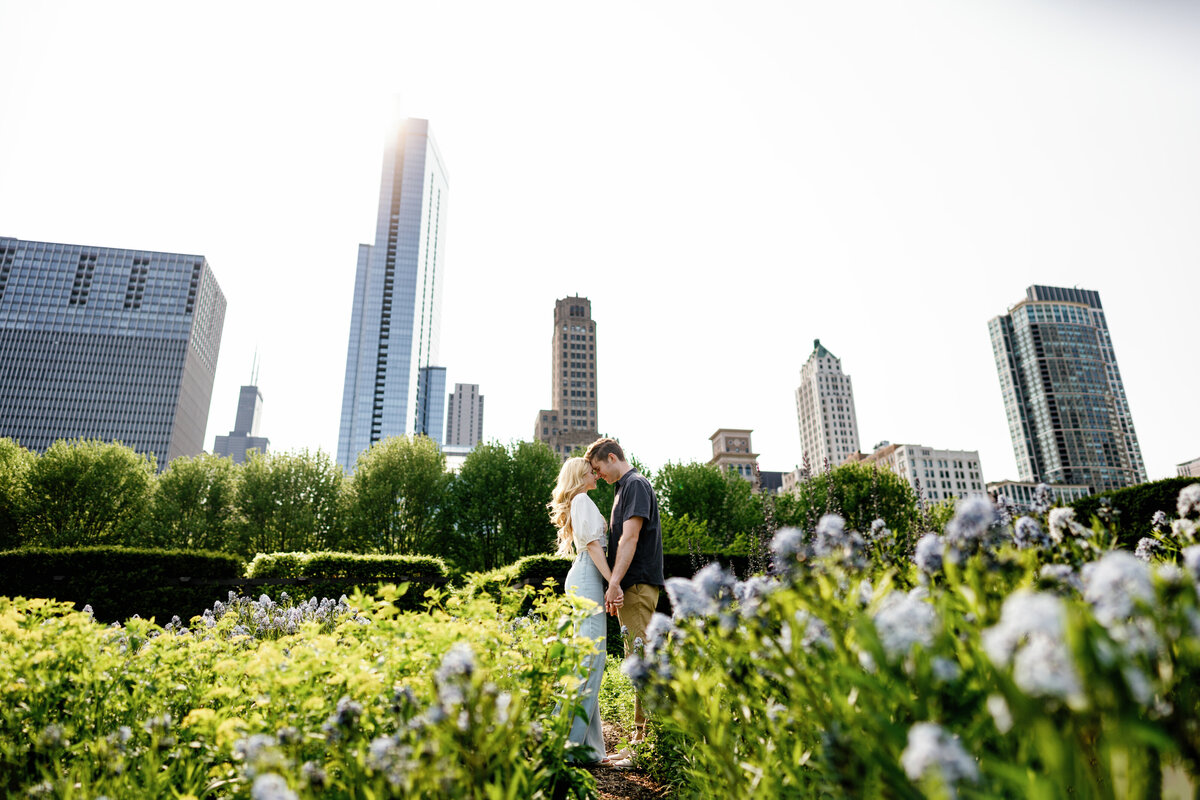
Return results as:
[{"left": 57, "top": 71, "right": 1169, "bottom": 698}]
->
[{"left": 608, "top": 469, "right": 665, "bottom": 590}]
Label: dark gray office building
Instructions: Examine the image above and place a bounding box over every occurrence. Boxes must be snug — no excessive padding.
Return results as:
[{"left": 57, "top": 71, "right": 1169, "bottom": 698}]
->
[
  {"left": 213, "top": 384, "right": 270, "bottom": 464},
  {"left": 989, "top": 285, "right": 1146, "bottom": 493},
  {"left": 0, "top": 236, "right": 226, "bottom": 463}
]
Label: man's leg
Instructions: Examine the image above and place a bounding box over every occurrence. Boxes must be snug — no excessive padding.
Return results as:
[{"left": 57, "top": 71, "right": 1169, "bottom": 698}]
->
[{"left": 616, "top": 583, "right": 660, "bottom": 744}]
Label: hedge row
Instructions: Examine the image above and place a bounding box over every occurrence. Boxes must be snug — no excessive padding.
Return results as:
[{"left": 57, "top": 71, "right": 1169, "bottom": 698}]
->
[
  {"left": 0, "top": 546, "right": 243, "bottom": 624},
  {"left": 245, "top": 551, "right": 450, "bottom": 611},
  {"left": 0, "top": 548, "right": 453, "bottom": 623},
  {"left": 1072, "top": 476, "right": 1199, "bottom": 545}
]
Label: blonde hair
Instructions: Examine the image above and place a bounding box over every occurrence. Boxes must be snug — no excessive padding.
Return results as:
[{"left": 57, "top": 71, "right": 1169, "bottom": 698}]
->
[{"left": 548, "top": 457, "right": 594, "bottom": 556}]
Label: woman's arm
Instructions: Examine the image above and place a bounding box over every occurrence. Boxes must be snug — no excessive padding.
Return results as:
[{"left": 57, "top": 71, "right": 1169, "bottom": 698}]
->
[{"left": 586, "top": 540, "right": 613, "bottom": 583}]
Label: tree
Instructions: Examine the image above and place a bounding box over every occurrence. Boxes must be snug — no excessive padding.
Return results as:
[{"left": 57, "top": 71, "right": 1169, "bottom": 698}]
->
[
  {"left": 444, "top": 440, "right": 560, "bottom": 573},
  {"left": 344, "top": 435, "right": 449, "bottom": 554},
  {"left": 144, "top": 453, "right": 241, "bottom": 553},
  {"left": 653, "top": 461, "right": 762, "bottom": 549},
  {"left": 0, "top": 438, "right": 33, "bottom": 550},
  {"left": 21, "top": 439, "right": 156, "bottom": 547},
  {"left": 775, "top": 461, "right": 918, "bottom": 539},
  {"left": 237, "top": 449, "right": 344, "bottom": 555}
]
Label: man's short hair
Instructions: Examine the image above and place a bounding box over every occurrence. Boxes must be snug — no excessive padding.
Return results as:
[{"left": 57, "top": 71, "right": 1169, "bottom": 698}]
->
[{"left": 585, "top": 437, "right": 624, "bottom": 464}]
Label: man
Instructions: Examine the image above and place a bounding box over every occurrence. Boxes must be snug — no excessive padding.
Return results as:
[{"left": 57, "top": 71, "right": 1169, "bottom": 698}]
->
[{"left": 585, "top": 436, "right": 664, "bottom": 761}]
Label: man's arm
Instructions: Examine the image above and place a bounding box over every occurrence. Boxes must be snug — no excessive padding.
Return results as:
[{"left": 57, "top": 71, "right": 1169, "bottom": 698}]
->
[{"left": 605, "top": 516, "right": 643, "bottom": 611}]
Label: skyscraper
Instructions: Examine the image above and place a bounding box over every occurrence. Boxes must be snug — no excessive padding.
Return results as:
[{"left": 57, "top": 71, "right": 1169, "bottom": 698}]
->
[
  {"left": 794, "top": 339, "right": 860, "bottom": 469},
  {"left": 0, "top": 236, "right": 226, "bottom": 462},
  {"left": 446, "top": 382, "right": 484, "bottom": 448},
  {"left": 535, "top": 296, "right": 599, "bottom": 460},
  {"left": 337, "top": 118, "right": 449, "bottom": 469},
  {"left": 213, "top": 384, "right": 270, "bottom": 464},
  {"left": 989, "top": 285, "right": 1146, "bottom": 493}
]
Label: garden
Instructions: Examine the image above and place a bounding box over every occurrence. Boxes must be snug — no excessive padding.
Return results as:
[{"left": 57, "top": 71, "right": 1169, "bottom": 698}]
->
[{"left": 2, "top": 435, "right": 1200, "bottom": 798}]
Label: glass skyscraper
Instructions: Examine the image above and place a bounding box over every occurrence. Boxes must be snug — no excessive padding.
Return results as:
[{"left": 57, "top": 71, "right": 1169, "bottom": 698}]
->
[
  {"left": 989, "top": 285, "right": 1146, "bottom": 493},
  {"left": 0, "top": 236, "right": 226, "bottom": 462},
  {"left": 337, "top": 118, "right": 449, "bottom": 469}
]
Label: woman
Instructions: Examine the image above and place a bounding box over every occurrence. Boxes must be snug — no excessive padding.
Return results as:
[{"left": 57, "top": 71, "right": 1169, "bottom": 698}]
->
[{"left": 548, "top": 456, "right": 616, "bottom": 765}]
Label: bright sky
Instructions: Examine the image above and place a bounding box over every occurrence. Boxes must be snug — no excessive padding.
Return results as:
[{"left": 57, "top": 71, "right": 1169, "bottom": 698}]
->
[{"left": 1, "top": 0, "right": 1197, "bottom": 482}]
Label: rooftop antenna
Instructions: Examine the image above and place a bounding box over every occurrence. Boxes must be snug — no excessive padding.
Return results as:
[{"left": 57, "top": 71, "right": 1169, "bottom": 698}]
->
[{"left": 250, "top": 348, "right": 260, "bottom": 386}]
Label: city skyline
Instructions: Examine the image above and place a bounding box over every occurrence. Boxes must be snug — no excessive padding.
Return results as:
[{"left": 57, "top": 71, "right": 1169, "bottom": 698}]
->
[{"left": 1, "top": 2, "right": 1197, "bottom": 481}]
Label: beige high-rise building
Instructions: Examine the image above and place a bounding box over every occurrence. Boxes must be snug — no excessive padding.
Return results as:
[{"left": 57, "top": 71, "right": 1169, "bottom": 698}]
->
[
  {"left": 535, "top": 296, "right": 600, "bottom": 460},
  {"left": 446, "top": 383, "right": 483, "bottom": 448},
  {"left": 795, "top": 339, "right": 860, "bottom": 469}
]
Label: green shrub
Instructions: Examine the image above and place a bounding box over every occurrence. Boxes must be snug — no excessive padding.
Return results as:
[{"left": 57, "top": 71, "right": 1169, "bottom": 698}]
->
[
  {"left": 0, "top": 546, "right": 242, "bottom": 623},
  {"left": 1073, "top": 476, "right": 1200, "bottom": 545}
]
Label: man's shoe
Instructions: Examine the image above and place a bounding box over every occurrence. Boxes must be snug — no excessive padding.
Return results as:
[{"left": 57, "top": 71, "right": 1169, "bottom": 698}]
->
[
  {"left": 606, "top": 746, "right": 633, "bottom": 761},
  {"left": 611, "top": 756, "right": 635, "bottom": 770}
]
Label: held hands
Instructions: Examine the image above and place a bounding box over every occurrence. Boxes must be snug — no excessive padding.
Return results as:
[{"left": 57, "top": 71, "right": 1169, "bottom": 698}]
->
[{"left": 604, "top": 583, "right": 624, "bottom": 616}]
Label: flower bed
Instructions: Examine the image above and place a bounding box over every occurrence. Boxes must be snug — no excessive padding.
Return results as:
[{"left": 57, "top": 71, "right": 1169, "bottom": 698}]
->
[
  {"left": 0, "top": 584, "right": 601, "bottom": 799},
  {"left": 624, "top": 485, "right": 1200, "bottom": 797}
]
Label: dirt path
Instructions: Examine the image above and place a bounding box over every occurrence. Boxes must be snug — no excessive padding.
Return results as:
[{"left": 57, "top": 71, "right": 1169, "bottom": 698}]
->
[{"left": 580, "top": 721, "right": 673, "bottom": 800}]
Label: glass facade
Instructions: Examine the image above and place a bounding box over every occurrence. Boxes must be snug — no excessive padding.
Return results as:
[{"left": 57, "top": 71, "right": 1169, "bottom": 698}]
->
[
  {"left": 337, "top": 118, "right": 449, "bottom": 468},
  {"left": 0, "top": 236, "right": 226, "bottom": 463},
  {"left": 989, "top": 285, "right": 1146, "bottom": 493}
]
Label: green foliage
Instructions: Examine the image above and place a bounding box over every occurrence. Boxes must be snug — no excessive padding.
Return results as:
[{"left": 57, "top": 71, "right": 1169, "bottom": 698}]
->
[
  {"left": 0, "top": 586, "right": 599, "bottom": 798},
  {"left": 0, "top": 438, "right": 33, "bottom": 550},
  {"left": 246, "top": 551, "right": 448, "bottom": 580},
  {"left": 237, "top": 449, "right": 344, "bottom": 555},
  {"left": 143, "top": 452, "right": 241, "bottom": 553},
  {"left": 654, "top": 461, "right": 761, "bottom": 549},
  {"left": 20, "top": 439, "right": 157, "bottom": 548},
  {"left": 776, "top": 461, "right": 918, "bottom": 540},
  {"left": 662, "top": 513, "right": 717, "bottom": 553},
  {"left": 0, "top": 546, "right": 242, "bottom": 623},
  {"left": 444, "top": 440, "right": 560, "bottom": 572},
  {"left": 1073, "top": 476, "right": 1200, "bottom": 546},
  {"left": 343, "top": 435, "right": 450, "bottom": 554}
]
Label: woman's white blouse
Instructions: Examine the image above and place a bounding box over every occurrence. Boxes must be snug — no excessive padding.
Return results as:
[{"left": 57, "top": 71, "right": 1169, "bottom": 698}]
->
[{"left": 570, "top": 493, "right": 607, "bottom": 553}]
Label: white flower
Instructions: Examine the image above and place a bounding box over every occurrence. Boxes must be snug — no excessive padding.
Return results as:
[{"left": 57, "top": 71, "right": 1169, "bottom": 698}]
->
[
  {"left": 1134, "top": 537, "right": 1163, "bottom": 562},
  {"left": 1082, "top": 551, "right": 1154, "bottom": 626},
  {"left": 251, "top": 774, "right": 298, "bottom": 800},
  {"left": 1183, "top": 545, "right": 1200, "bottom": 582},
  {"left": 900, "top": 723, "right": 978, "bottom": 797},
  {"left": 982, "top": 591, "right": 1086, "bottom": 708},
  {"left": 1177, "top": 484, "right": 1200, "bottom": 518},
  {"left": 932, "top": 657, "right": 962, "bottom": 684},
  {"left": 435, "top": 643, "right": 475, "bottom": 685},
  {"left": 665, "top": 576, "right": 712, "bottom": 620},
  {"left": 986, "top": 695, "right": 1013, "bottom": 734},
  {"left": 873, "top": 589, "right": 937, "bottom": 658},
  {"left": 1048, "top": 507, "right": 1085, "bottom": 543},
  {"left": 1013, "top": 516, "right": 1048, "bottom": 550},
  {"left": 769, "top": 527, "right": 807, "bottom": 562},
  {"left": 914, "top": 533, "right": 944, "bottom": 575},
  {"left": 795, "top": 610, "right": 834, "bottom": 652},
  {"left": 944, "top": 496, "right": 995, "bottom": 546}
]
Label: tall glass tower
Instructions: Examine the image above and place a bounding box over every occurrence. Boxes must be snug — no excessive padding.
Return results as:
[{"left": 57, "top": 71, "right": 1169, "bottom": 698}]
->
[
  {"left": 337, "top": 118, "right": 449, "bottom": 469},
  {"left": 989, "top": 285, "right": 1146, "bottom": 493},
  {"left": 0, "top": 236, "right": 226, "bottom": 463}
]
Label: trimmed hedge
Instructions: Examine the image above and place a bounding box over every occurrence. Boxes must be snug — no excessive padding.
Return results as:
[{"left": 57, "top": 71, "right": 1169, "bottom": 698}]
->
[
  {"left": 1072, "top": 477, "right": 1199, "bottom": 546},
  {"left": 0, "top": 546, "right": 243, "bottom": 624},
  {"left": 245, "top": 551, "right": 450, "bottom": 611}
]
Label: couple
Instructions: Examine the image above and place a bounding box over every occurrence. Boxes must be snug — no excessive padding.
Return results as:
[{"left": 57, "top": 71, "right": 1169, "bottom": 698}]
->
[{"left": 548, "top": 437, "right": 664, "bottom": 769}]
